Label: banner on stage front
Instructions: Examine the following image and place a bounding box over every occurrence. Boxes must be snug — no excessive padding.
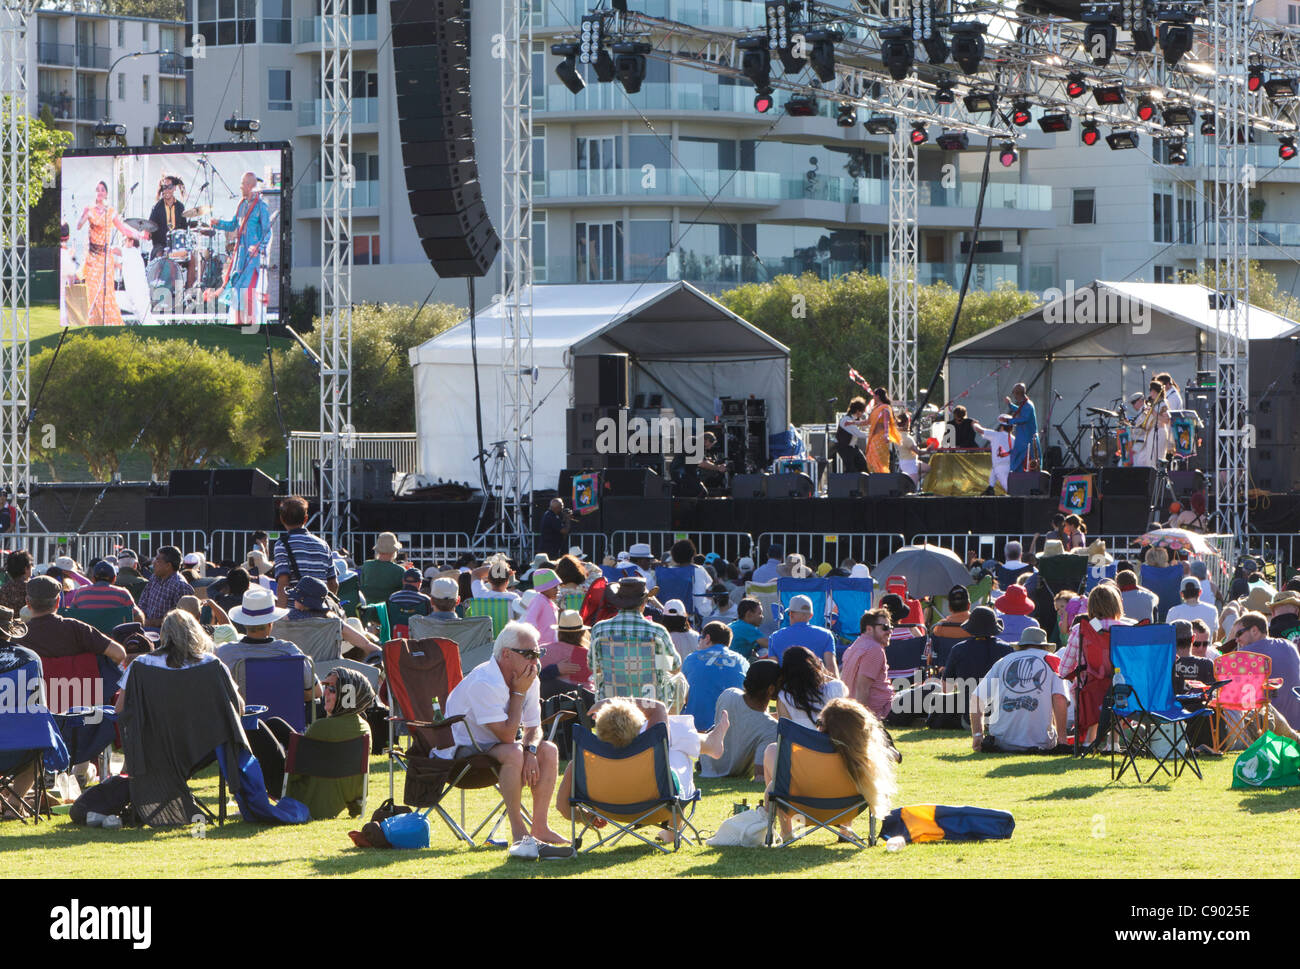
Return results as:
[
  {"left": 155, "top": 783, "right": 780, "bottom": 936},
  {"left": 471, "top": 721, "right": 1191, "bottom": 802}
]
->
[
  {"left": 1172, "top": 415, "right": 1197, "bottom": 458},
  {"left": 573, "top": 472, "right": 600, "bottom": 516},
  {"left": 1060, "top": 473, "right": 1094, "bottom": 516}
]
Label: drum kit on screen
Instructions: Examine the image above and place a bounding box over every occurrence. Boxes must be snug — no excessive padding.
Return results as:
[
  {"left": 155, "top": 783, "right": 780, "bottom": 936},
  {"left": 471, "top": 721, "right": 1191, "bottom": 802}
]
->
[{"left": 127, "top": 205, "right": 231, "bottom": 314}]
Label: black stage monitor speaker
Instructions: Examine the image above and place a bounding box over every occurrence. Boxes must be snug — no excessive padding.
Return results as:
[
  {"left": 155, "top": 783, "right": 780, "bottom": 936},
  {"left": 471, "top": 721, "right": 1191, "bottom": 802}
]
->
[
  {"left": 769, "top": 473, "right": 814, "bottom": 498},
  {"left": 827, "top": 472, "right": 870, "bottom": 499},
  {"left": 391, "top": 0, "right": 500, "bottom": 278},
  {"left": 168, "top": 469, "right": 213, "bottom": 496},
  {"left": 731, "top": 473, "right": 768, "bottom": 498},
  {"left": 212, "top": 468, "right": 278, "bottom": 497},
  {"left": 1167, "top": 469, "right": 1205, "bottom": 497},
  {"left": 867, "top": 472, "right": 915, "bottom": 497},
  {"left": 1008, "top": 470, "right": 1052, "bottom": 496},
  {"left": 602, "top": 466, "right": 658, "bottom": 498},
  {"left": 573, "top": 354, "right": 629, "bottom": 408},
  {"left": 1100, "top": 466, "right": 1155, "bottom": 497}
]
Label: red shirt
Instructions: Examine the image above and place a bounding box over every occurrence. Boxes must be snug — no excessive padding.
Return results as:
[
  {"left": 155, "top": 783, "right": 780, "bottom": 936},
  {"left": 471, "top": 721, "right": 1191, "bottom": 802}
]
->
[{"left": 67, "top": 581, "right": 136, "bottom": 612}]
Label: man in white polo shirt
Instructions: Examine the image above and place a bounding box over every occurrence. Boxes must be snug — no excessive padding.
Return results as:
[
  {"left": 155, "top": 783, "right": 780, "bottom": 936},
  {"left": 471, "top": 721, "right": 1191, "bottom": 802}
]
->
[{"left": 437, "top": 620, "right": 568, "bottom": 857}]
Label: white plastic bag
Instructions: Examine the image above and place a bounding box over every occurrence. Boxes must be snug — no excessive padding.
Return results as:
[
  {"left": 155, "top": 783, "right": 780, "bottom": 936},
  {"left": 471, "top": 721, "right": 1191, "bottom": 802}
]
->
[{"left": 707, "top": 806, "right": 772, "bottom": 847}]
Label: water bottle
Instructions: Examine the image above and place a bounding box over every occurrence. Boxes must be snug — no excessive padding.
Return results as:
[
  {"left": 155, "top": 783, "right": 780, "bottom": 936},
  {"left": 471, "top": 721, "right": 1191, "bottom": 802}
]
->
[
  {"left": 430, "top": 698, "right": 443, "bottom": 724},
  {"left": 733, "top": 798, "right": 750, "bottom": 816},
  {"left": 1112, "top": 666, "right": 1125, "bottom": 689},
  {"left": 886, "top": 835, "right": 906, "bottom": 852}
]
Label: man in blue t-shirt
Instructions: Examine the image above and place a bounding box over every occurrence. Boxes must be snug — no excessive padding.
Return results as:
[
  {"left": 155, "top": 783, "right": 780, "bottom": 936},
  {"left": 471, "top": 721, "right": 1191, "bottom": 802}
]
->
[
  {"left": 767, "top": 594, "right": 837, "bottom": 674},
  {"left": 728, "top": 598, "right": 768, "bottom": 660},
  {"left": 681, "top": 621, "right": 749, "bottom": 731}
]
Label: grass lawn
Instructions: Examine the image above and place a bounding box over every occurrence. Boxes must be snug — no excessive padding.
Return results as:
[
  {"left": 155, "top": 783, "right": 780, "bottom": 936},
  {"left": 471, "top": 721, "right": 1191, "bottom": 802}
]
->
[{"left": 4, "top": 728, "right": 1296, "bottom": 878}]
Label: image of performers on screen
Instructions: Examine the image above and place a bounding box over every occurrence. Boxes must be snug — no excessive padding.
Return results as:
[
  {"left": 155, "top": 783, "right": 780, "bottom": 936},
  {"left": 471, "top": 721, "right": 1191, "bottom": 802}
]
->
[
  {"left": 76, "top": 180, "right": 149, "bottom": 327},
  {"left": 202, "top": 172, "right": 272, "bottom": 329},
  {"left": 146, "top": 175, "right": 196, "bottom": 290}
]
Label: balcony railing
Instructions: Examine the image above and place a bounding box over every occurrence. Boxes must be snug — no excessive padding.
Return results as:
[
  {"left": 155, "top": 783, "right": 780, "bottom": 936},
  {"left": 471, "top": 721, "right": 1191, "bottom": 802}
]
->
[
  {"left": 159, "top": 52, "right": 186, "bottom": 74},
  {"left": 158, "top": 102, "right": 187, "bottom": 122},
  {"left": 75, "top": 98, "right": 107, "bottom": 120},
  {"left": 76, "top": 45, "right": 110, "bottom": 70},
  {"left": 37, "top": 41, "right": 76, "bottom": 66},
  {"left": 297, "top": 180, "right": 380, "bottom": 209},
  {"left": 297, "top": 96, "right": 379, "bottom": 127},
  {"left": 1213, "top": 221, "right": 1300, "bottom": 247},
  {"left": 539, "top": 81, "right": 765, "bottom": 115},
  {"left": 546, "top": 258, "right": 1020, "bottom": 290},
  {"left": 37, "top": 92, "right": 76, "bottom": 120},
  {"left": 297, "top": 14, "right": 378, "bottom": 43}
]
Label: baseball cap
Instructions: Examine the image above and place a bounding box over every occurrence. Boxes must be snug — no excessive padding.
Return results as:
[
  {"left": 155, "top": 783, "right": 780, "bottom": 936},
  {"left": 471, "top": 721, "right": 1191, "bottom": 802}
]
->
[
  {"left": 430, "top": 577, "right": 459, "bottom": 599},
  {"left": 182, "top": 551, "right": 205, "bottom": 568},
  {"left": 663, "top": 599, "right": 687, "bottom": 617},
  {"left": 788, "top": 594, "right": 814, "bottom": 613},
  {"left": 403, "top": 568, "right": 422, "bottom": 585},
  {"left": 738, "top": 556, "right": 755, "bottom": 572},
  {"left": 91, "top": 559, "right": 117, "bottom": 580},
  {"left": 117, "top": 548, "right": 138, "bottom": 565},
  {"left": 1181, "top": 576, "right": 1201, "bottom": 593}
]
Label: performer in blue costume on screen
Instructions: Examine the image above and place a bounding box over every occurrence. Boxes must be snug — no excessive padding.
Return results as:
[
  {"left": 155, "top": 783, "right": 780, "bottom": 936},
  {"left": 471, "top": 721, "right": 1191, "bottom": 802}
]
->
[
  {"left": 999, "top": 382, "right": 1039, "bottom": 473},
  {"left": 204, "top": 171, "right": 271, "bottom": 328}
]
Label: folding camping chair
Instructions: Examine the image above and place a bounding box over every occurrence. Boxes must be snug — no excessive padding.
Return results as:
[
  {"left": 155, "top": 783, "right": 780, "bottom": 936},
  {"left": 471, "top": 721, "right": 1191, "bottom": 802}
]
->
[
  {"left": 885, "top": 632, "right": 928, "bottom": 682},
  {"left": 1138, "top": 565, "right": 1185, "bottom": 622},
  {"left": 60, "top": 604, "right": 134, "bottom": 637},
  {"left": 777, "top": 577, "right": 829, "bottom": 628},
  {"left": 1064, "top": 620, "right": 1114, "bottom": 757},
  {"left": 280, "top": 730, "right": 371, "bottom": 819},
  {"left": 592, "top": 634, "right": 661, "bottom": 702},
  {"left": 273, "top": 616, "right": 344, "bottom": 667},
  {"left": 1209, "top": 651, "right": 1274, "bottom": 753},
  {"left": 765, "top": 718, "right": 874, "bottom": 847},
  {"left": 561, "top": 591, "right": 586, "bottom": 614},
  {"left": 463, "top": 597, "right": 512, "bottom": 637},
  {"left": 1035, "top": 555, "right": 1088, "bottom": 598},
  {"left": 336, "top": 573, "right": 364, "bottom": 618},
  {"left": 825, "top": 576, "right": 874, "bottom": 657},
  {"left": 408, "top": 613, "right": 495, "bottom": 675},
  {"left": 0, "top": 647, "right": 70, "bottom": 823},
  {"left": 236, "top": 655, "right": 316, "bottom": 732},
  {"left": 386, "top": 601, "right": 429, "bottom": 640},
  {"left": 1108, "top": 624, "right": 1211, "bottom": 783},
  {"left": 744, "top": 581, "right": 783, "bottom": 636},
  {"left": 653, "top": 566, "right": 697, "bottom": 619},
  {"left": 568, "top": 721, "right": 700, "bottom": 854}
]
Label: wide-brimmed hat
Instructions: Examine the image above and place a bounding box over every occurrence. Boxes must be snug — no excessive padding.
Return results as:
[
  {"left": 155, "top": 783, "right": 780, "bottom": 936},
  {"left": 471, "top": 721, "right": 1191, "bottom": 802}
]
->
[
  {"left": 567, "top": 545, "right": 587, "bottom": 561},
  {"left": 778, "top": 553, "right": 812, "bottom": 579},
  {"left": 1270, "top": 590, "right": 1300, "bottom": 612},
  {"left": 488, "top": 557, "right": 514, "bottom": 582},
  {"left": 288, "top": 577, "right": 331, "bottom": 613},
  {"left": 373, "top": 532, "right": 402, "bottom": 555},
  {"left": 1084, "top": 539, "right": 1113, "bottom": 566},
  {"left": 1038, "top": 539, "right": 1067, "bottom": 559},
  {"left": 1245, "top": 584, "right": 1277, "bottom": 613},
  {"left": 54, "top": 555, "right": 79, "bottom": 574},
  {"left": 229, "top": 587, "right": 290, "bottom": 625},
  {"left": 558, "top": 609, "right": 586, "bottom": 631},
  {"left": 607, "top": 576, "right": 654, "bottom": 610},
  {"left": 1015, "top": 626, "right": 1048, "bottom": 648},
  {"left": 994, "top": 585, "right": 1035, "bottom": 616},
  {"left": 628, "top": 543, "right": 654, "bottom": 560},
  {"left": 0, "top": 605, "right": 26, "bottom": 641},
  {"left": 963, "top": 605, "right": 1005, "bottom": 638},
  {"left": 246, "top": 549, "right": 273, "bottom": 574},
  {"left": 333, "top": 555, "right": 357, "bottom": 584}
]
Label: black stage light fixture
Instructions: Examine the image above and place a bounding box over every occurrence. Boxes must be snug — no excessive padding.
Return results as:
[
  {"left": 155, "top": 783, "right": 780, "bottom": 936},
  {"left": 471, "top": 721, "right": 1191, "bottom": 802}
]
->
[
  {"left": 93, "top": 121, "right": 127, "bottom": 139},
  {"left": 913, "top": 0, "right": 946, "bottom": 64},
  {"left": 1132, "top": 23, "right": 1156, "bottom": 52},
  {"left": 1157, "top": 21, "right": 1193, "bottom": 66},
  {"left": 910, "top": 121, "right": 929, "bottom": 145},
  {"left": 593, "top": 49, "right": 616, "bottom": 82},
  {"left": 1162, "top": 103, "right": 1194, "bottom": 126},
  {"left": 923, "top": 32, "right": 949, "bottom": 65},
  {"left": 963, "top": 89, "right": 996, "bottom": 113},
  {"left": 766, "top": 0, "right": 806, "bottom": 74},
  {"left": 1094, "top": 84, "right": 1126, "bottom": 106},
  {"left": 999, "top": 141, "right": 1019, "bottom": 166},
  {"left": 1081, "top": 119, "right": 1101, "bottom": 145},
  {"left": 935, "top": 80, "right": 955, "bottom": 104},
  {"left": 754, "top": 88, "right": 774, "bottom": 112},
  {"left": 1166, "top": 138, "right": 1187, "bottom": 164},
  {"left": 807, "top": 29, "right": 840, "bottom": 83},
  {"left": 864, "top": 113, "right": 897, "bottom": 135},
  {"left": 1248, "top": 63, "right": 1264, "bottom": 92},
  {"left": 1084, "top": 22, "right": 1118, "bottom": 66},
  {"left": 1136, "top": 95, "right": 1155, "bottom": 119},
  {"left": 879, "top": 25, "right": 915, "bottom": 82},
  {"left": 1011, "top": 99, "right": 1032, "bottom": 126},
  {"left": 552, "top": 42, "right": 585, "bottom": 95},
  {"left": 1066, "top": 72, "right": 1088, "bottom": 98},
  {"left": 579, "top": 15, "right": 605, "bottom": 69},
  {"left": 836, "top": 104, "right": 857, "bottom": 127},
  {"left": 612, "top": 42, "right": 650, "bottom": 94},
  {"left": 1265, "top": 76, "right": 1297, "bottom": 100},
  {"left": 949, "top": 21, "right": 986, "bottom": 74},
  {"left": 739, "top": 36, "right": 772, "bottom": 91},
  {"left": 785, "top": 95, "right": 818, "bottom": 116},
  {"left": 1199, "top": 116, "right": 1216, "bottom": 136},
  {"left": 1038, "top": 112, "right": 1072, "bottom": 133},
  {"left": 1106, "top": 129, "right": 1140, "bottom": 150},
  {"left": 224, "top": 117, "right": 260, "bottom": 133},
  {"left": 936, "top": 130, "right": 970, "bottom": 150},
  {"left": 157, "top": 119, "right": 192, "bottom": 137},
  {"left": 1280, "top": 135, "right": 1298, "bottom": 161}
]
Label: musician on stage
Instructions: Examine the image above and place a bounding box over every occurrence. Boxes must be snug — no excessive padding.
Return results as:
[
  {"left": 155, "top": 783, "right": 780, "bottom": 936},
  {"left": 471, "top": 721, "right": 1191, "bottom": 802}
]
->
[
  {"left": 147, "top": 175, "right": 193, "bottom": 288},
  {"left": 896, "top": 412, "right": 932, "bottom": 486},
  {"left": 1156, "top": 372, "right": 1183, "bottom": 411},
  {"left": 1132, "top": 380, "right": 1172, "bottom": 469},
  {"left": 670, "top": 431, "right": 726, "bottom": 497},
  {"left": 999, "top": 383, "right": 1039, "bottom": 473},
  {"left": 971, "top": 417, "right": 1013, "bottom": 493},
  {"left": 204, "top": 171, "right": 271, "bottom": 328},
  {"left": 949, "top": 405, "right": 979, "bottom": 448},
  {"left": 834, "top": 396, "right": 870, "bottom": 473}
]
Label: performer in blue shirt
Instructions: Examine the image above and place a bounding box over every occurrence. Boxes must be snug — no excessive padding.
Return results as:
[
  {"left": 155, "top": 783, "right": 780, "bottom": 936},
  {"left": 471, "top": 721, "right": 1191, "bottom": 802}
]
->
[
  {"left": 205, "top": 172, "right": 272, "bottom": 328},
  {"left": 1001, "top": 383, "right": 1039, "bottom": 473}
]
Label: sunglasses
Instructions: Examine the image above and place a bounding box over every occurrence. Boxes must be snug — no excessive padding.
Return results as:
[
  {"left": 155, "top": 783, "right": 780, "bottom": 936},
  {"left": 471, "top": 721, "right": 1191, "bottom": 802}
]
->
[
  {"left": 323, "top": 682, "right": 337, "bottom": 693},
  {"left": 1192, "top": 639, "right": 1209, "bottom": 646},
  {"left": 874, "top": 622, "right": 894, "bottom": 631},
  {"left": 510, "top": 647, "right": 546, "bottom": 660}
]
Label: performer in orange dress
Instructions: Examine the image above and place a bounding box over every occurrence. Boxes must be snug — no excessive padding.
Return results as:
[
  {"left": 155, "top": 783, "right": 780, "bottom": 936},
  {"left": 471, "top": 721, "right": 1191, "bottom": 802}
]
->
[
  {"left": 864, "top": 386, "right": 901, "bottom": 473},
  {"left": 75, "top": 180, "right": 147, "bottom": 326}
]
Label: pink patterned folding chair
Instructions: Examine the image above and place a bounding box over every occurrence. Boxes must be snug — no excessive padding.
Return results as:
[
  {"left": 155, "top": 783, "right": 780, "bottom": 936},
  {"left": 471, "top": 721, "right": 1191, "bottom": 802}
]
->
[{"left": 1208, "top": 651, "right": 1274, "bottom": 753}]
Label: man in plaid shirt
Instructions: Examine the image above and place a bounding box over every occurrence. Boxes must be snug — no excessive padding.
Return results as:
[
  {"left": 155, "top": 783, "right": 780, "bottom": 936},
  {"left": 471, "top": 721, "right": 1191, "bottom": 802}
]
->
[
  {"left": 590, "top": 576, "right": 683, "bottom": 705},
  {"left": 137, "top": 545, "right": 195, "bottom": 629}
]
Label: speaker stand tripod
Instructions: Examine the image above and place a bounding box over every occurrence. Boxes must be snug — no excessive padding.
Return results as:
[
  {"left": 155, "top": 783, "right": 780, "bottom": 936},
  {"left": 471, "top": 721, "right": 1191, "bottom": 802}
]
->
[{"left": 1148, "top": 458, "right": 1179, "bottom": 528}]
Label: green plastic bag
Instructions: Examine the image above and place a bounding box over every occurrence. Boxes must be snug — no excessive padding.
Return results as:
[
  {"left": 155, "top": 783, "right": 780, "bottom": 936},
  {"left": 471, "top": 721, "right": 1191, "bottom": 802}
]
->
[{"left": 1231, "top": 731, "right": 1300, "bottom": 788}]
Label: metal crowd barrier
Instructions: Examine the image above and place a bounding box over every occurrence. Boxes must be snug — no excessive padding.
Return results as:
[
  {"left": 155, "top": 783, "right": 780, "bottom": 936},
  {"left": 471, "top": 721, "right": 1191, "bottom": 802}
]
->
[
  {"left": 608, "top": 530, "right": 754, "bottom": 561},
  {"left": 8, "top": 530, "right": 209, "bottom": 567},
  {"left": 756, "top": 532, "right": 907, "bottom": 568}
]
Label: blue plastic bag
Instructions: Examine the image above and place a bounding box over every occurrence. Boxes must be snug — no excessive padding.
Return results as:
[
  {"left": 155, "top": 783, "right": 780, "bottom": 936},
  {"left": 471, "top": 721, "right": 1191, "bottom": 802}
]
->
[{"left": 380, "top": 811, "right": 431, "bottom": 849}]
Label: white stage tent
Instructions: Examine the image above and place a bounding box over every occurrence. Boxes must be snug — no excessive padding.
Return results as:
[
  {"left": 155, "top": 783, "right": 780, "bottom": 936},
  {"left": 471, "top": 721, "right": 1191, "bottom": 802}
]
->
[
  {"left": 944, "top": 281, "right": 1300, "bottom": 455},
  {"left": 409, "top": 282, "right": 790, "bottom": 490}
]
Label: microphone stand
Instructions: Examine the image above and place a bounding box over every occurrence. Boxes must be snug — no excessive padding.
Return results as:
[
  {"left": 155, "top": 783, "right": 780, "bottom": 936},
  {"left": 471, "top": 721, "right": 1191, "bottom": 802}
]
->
[{"left": 1053, "top": 386, "right": 1094, "bottom": 466}]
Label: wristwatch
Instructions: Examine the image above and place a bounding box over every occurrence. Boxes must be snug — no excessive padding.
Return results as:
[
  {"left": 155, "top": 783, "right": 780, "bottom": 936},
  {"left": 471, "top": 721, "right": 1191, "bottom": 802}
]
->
[{"left": 525, "top": 744, "right": 538, "bottom": 755}]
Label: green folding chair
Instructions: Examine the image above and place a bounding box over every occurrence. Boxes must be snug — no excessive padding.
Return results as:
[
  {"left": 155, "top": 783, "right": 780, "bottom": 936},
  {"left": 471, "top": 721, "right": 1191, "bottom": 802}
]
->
[
  {"left": 60, "top": 604, "right": 134, "bottom": 637},
  {"left": 462, "top": 597, "right": 512, "bottom": 637}
]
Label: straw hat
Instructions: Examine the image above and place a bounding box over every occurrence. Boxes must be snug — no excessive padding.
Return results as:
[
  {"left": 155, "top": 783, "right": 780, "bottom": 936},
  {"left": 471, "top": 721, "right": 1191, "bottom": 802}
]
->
[
  {"left": 1084, "top": 539, "right": 1113, "bottom": 566},
  {"left": 373, "top": 532, "right": 402, "bottom": 555},
  {"left": 1038, "top": 539, "right": 1067, "bottom": 559}
]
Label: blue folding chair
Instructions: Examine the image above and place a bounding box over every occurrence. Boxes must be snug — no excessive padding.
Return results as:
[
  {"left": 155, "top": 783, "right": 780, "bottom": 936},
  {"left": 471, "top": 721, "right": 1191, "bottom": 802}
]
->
[
  {"left": 777, "top": 577, "right": 830, "bottom": 628},
  {"left": 241, "top": 656, "right": 314, "bottom": 733},
  {"left": 653, "top": 566, "right": 697, "bottom": 618},
  {"left": 1109, "top": 623, "right": 1211, "bottom": 783},
  {"left": 1086, "top": 563, "right": 1117, "bottom": 592},
  {"left": 826, "top": 577, "right": 874, "bottom": 660},
  {"left": 885, "top": 635, "right": 929, "bottom": 680},
  {"left": 1139, "top": 565, "right": 1185, "bottom": 622},
  {"left": 0, "top": 646, "right": 70, "bottom": 823},
  {"left": 765, "top": 718, "right": 874, "bottom": 847}
]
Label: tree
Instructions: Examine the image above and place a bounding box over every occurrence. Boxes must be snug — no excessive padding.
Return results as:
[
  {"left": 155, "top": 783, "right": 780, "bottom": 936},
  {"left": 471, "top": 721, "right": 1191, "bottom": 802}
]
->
[
  {"left": 0, "top": 98, "right": 73, "bottom": 243},
  {"left": 1176, "top": 260, "right": 1300, "bottom": 321}
]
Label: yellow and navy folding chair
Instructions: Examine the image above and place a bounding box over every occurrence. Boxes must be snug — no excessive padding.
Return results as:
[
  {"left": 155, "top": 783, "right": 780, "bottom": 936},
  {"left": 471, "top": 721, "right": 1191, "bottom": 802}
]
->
[
  {"left": 766, "top": 717, "right": 875, "bottom": 847},
  {"left": 568, "top": 720, "right": 700, "bottom": 854}
]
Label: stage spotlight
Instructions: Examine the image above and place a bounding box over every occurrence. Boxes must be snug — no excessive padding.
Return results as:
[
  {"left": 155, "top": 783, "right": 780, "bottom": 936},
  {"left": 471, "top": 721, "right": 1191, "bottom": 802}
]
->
[
  {"left": 157, "top": 119, "right": 192, "bottom": 137},
  {"left": 1106, "top": 130, "right": 1140, "bottom": 150},
  {"left": 612, "top": 42, "right": 650, "bottom": 94},
  {"left": 864, "top": 114, "right": 898, "bottom": 135},
  {"left": 999, "top": 142, "right": 1019, "bottom": 167},
  {"left": 1038, "top": 112, "right": 1072, "bottom": 133},
  {"left": 785, "top": 96, "right": 818, "bottom": 117},
  {"left": 1265, "top": 77, "right": 1297, "bottom": 100},
  {"left": 936, "top": 131, "right": 970, "bottom": 151},
  {"left": 1167, "top": 138, "right": 1187, "bottom": 164},
  {"left": 949, "top": 21, "right": 986, "bottom": 74},
  {"left": 807, "top": 29, "right": 840, "bottom": 83},
  {"left": 739, "top": 36, "right": 772, "bottom": 91},
  {"left": 224, "top": 117, "right": 260, "bottom": 133},
  {"left": 1011, "top": 100, "right": 1032, "bottom": 126},
  {"left": 1199, "top": 116, "right": 1216, "bottom": 136},
  {"left": 963, "top": 89, "right": 996, "bottom": 113},
  {"left": 1066, "top": 72, "right": 1088, "bottom": 99},
  {"left": 1280, "top": 135, "right": 1298, "bottom": 161},
  {"left": 879, "top": 26, "right": 915, "bottom": 82},
  {"left": 1248, "top": 64, "right": 1264, "bottom": 93},
  {"left": 1081, "top": 120, "right": 1101, "bottom": 145},
  {"left": 910, "top": 122, "right": 929, "bottom": 145},
  {"left": 935, "top": 81, "right": 955, "bottom": 104},
  {"left": 922, "top": 32, "right": 949, "bottom": 65},
  {"left": 1094, "top": 85, "right": 1126, "bottom": 106},
  {"left": 836, "top": 104, "right": 857, "bottom": 127},
  {"left": 1131, "top": 24, "right": 1156, "bottom": 52},
  {"left": 1162, "top": 103, "right": 1194, "bottom": 126},
  {"left": 551, "top": 42, "right": 585, "bottom": 95},
  {"left": 1135, "top": 96, "right": 1155, "bottom": 120},
  {"left": 579, "top": 15, "right": 605, "bottom": 68},
  {"left": 754, "top": 88, "right": 774, "bottom": 113},
  {"left": 93, "top": 121, "right": 127, "bottom": 139},
  {"left": 1084, "top": 21, "right": 1117, "bottom": 66},
  {"left": 593, "top": 49, "right": 616, "bottom": 82},
  {"left": 1157, "top": 21, "right": 1193, "bottom": 66}
]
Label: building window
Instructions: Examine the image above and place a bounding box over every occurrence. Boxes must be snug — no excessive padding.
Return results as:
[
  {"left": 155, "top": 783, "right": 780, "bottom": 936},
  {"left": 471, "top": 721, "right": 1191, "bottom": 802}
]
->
[
  {"left": 142, "top": 75, "right": 150, "bottom": 102},
  {"left": 117, "top": 73, "right": 125, "bottom": 101},
  {"left": 351, "top": 70, "right": 378, "bottom": 99},
  {"left": 1290, "top": 3, "right": 1299, "bottom": 23},
  {"left": 143, "top": 22, "right": 150, "bottom": 43},
  {"left": 263, "top": 0, "right": 291, "bottom": 43},
  {"left": 1177, "top": 185, "right": 1196, "bottom": 244},
  {"left": 1072, "top": 188, "right": 1095, "bottom": 225},
  {"left": 577, "top": 135, "right": 621, "bottom": 194},
  {"left": 1153, "top": 187, "right": 1174, "bottom": 243},
  {"left": 1029, "top": 264, "right": 1055, "bottom": 291},
  {"left": 268, "top": 69, "right": 292, "bottom": 110},
  {"left": 118, "top": 20, "right": 124, "bottom": 46},
  {"left": 143, "top": 126, "right": 151, "bottom": 145},
  {"left": 1154, "top": 265, "right": 1176, "bottom": 283},
  {"left": 533, "top": 209, "right": 547, "bottom": 283},
  {"left": 353, "top": 234, "right": 380, "bottom": 265},
  {"left": 576, "top": 220, "right": 623, "bottom": 282},
  {"left": 629, "top": 219, "right": 671, "bottom": 281},
  {"left": 532, "top": 123, "right": 546, "bottom": 192},
  {"left": 196, "top": 0, "right": 256, "bottom": 47}
]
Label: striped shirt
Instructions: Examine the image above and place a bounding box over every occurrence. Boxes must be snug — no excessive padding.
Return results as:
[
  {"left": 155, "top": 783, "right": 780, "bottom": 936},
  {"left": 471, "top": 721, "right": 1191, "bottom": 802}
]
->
[
  {"left": 387, "top": 588, "right": 432, "bottom": 616},
  {"left": 67, "top": 582, "right": 136, "bottom": 612},
  {"left": 273, "top": 528, "right": 334, "bottom": 583}
]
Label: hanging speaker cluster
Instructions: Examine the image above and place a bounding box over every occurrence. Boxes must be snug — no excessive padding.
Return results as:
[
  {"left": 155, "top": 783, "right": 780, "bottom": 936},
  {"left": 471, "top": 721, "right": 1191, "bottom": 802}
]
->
[{"left": 390, "top": 0, "right": 500, "bottom": 277}]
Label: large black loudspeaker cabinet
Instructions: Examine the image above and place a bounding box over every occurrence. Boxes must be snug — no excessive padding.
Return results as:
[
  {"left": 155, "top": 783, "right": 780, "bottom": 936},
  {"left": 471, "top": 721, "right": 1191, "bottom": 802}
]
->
[
  {"left": 572, "top": 354, "right": 629, "bottom": 408},
  {"left": 212, "top": 468, "right": 278, "bottom": 497},
  {"left": 867, "top": 472, "right": 915, "bottom": 497},
  {"left": 1250, "top": 337, "right": 1300, "bottom": 492},
  {"left": 1007, "top": 470, "right": 1052, "bottom": 496},
  {"left": 1100, "top": 466, "right": 1155, "bottom": 497},
  {"left": 391, "top": 0, "right": 500, "bottom": 277},
  {"left": 168, "top": 469, "right": 213, "bottom": 496}
]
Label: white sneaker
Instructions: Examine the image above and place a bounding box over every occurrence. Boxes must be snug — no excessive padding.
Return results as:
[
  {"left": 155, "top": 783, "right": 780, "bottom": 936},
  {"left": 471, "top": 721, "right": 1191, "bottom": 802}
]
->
[
  {"left": 85, "top": 811, "right": 108, "bottom": 828},
  {"left": 507, "top": 835, "right": 540, "bottom": 859},
  {"left": 101, "top": 815, "right": 123, "bottom": 830}
]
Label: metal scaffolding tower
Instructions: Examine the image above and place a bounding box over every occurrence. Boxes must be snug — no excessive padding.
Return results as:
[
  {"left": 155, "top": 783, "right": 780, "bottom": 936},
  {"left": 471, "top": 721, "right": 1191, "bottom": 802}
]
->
[{"left": 888, "top": 80, "right": 919, "bottom": 406}]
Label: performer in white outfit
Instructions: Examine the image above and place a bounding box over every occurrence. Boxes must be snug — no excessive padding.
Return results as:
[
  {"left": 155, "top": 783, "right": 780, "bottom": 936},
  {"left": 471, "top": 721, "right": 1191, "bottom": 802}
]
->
[
  {"left": 973, "top": 418, "right": 1014, "bottom": 492},
  {"left": 1156, "top": 372, "right": 1183, "bottom": 411},
  {"left": 1132, "top": 380, "right": 1172, "bottom": 468}
]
